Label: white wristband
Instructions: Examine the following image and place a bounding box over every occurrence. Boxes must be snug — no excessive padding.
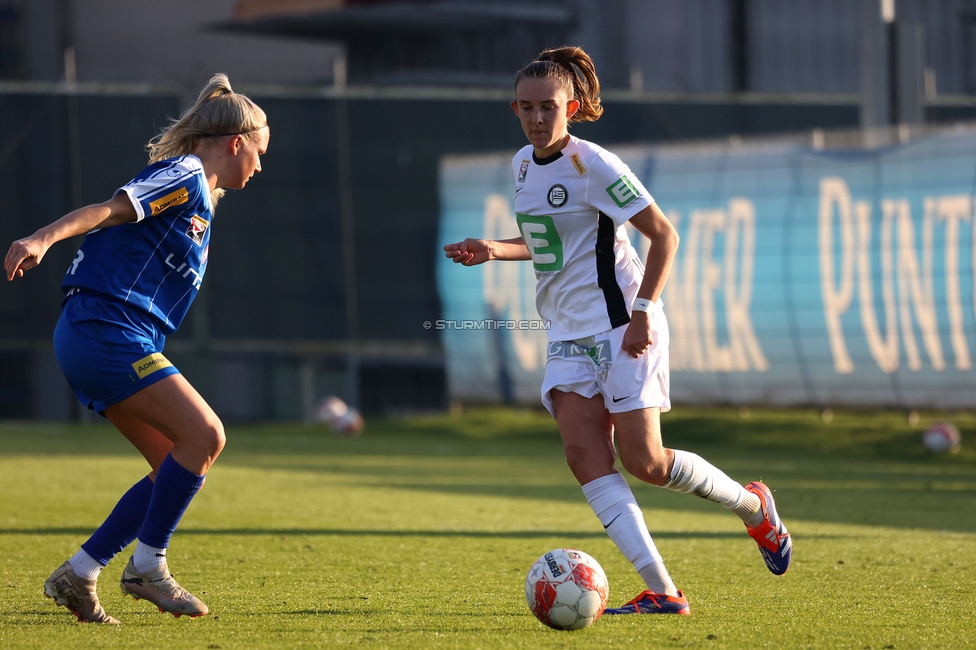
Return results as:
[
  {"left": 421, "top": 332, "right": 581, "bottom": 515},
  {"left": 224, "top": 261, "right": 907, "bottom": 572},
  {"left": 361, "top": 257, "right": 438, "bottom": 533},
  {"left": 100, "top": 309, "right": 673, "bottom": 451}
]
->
[{"left": 632, "top": 298, "right": 652, "bottom": 313}]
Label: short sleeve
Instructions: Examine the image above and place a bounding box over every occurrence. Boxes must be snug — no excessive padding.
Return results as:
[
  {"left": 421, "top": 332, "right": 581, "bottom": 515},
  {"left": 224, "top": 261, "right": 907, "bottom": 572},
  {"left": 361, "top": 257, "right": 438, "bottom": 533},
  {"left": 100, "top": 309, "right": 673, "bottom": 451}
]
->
[
  {"left": 587, "top": 151, "right": 653, "bottom": 228},
  {"left": 115, "top": 163, "right": 197, "bottom": 222}
]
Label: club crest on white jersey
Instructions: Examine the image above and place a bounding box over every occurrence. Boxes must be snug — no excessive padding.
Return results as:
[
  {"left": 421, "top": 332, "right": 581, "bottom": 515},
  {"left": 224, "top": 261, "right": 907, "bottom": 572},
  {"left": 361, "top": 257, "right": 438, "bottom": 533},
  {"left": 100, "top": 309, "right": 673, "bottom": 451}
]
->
[{"left": 510, "top": 136, "right": 654, "bottom": 341}]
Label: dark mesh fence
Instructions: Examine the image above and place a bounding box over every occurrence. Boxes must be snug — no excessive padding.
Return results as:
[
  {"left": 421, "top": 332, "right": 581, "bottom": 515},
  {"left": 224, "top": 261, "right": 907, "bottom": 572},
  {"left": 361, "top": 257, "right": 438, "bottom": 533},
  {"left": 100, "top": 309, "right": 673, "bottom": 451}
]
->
[
  {"left": 0, "top": 93, "right": 179, "bottom": 336},
  {"left": 0, "top": 86, "right": 883, "bottom": 420}
]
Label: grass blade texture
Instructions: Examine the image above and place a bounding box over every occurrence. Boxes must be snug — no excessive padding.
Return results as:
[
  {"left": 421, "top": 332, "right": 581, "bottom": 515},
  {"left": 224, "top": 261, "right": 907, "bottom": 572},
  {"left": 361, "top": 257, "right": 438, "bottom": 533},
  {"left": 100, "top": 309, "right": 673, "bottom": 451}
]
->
[{"left": 0, "top": 407, "right": 973, "bottom": 649}]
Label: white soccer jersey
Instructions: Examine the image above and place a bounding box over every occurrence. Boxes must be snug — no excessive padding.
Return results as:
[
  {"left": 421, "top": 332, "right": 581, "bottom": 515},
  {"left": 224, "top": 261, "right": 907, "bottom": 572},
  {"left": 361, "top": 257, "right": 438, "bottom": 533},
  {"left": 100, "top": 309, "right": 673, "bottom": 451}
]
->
[{"left": 512, "top": 135, "right": 653, "bottom": 341}]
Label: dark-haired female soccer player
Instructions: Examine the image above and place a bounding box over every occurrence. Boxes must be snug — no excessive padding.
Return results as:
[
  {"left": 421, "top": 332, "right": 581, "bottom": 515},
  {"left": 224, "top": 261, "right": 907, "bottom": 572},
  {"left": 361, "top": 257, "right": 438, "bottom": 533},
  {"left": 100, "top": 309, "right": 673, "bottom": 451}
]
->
[
  {"left": 445, "top": 47, "right": 791, "bottom": 615},
  {"left": 4, "top": 73, "right": 268, "bottom": 624}
]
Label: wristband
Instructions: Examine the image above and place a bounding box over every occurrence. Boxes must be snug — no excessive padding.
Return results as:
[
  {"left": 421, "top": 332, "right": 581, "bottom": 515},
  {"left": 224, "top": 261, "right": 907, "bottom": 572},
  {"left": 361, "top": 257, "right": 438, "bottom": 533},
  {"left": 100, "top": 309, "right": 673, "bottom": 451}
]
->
[{"left": 632, "top": 298, "right": 652, "bottom": 313}]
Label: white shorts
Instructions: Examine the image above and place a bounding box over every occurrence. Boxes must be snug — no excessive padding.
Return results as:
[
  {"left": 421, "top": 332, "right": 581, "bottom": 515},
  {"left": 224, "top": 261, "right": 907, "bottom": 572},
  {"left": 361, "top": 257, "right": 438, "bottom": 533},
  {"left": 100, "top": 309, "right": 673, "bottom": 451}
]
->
[{"left": 541, "top": 302, "right": 671, "bottom": 417}]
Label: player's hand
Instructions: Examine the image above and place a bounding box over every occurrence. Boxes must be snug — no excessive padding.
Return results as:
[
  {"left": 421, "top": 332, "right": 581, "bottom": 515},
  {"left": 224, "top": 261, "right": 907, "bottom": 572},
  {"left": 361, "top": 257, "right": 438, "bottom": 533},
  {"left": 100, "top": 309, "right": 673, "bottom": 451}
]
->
[
  {"left": 621, "top": 311, "right": 654, "bottom": 358},
  {"left": 4, "top": 235, "right": 50, "bottom": 281},
  {"left": 444, "top": 238, "right": 492, "bottom": 266}
]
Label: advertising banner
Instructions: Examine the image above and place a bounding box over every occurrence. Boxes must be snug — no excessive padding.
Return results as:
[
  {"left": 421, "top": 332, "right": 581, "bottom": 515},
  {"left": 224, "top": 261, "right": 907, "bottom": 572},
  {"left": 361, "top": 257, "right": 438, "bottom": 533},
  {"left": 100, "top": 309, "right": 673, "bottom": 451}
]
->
[{"left": 437, "top": 130, "right": 976, "bottom": 409}]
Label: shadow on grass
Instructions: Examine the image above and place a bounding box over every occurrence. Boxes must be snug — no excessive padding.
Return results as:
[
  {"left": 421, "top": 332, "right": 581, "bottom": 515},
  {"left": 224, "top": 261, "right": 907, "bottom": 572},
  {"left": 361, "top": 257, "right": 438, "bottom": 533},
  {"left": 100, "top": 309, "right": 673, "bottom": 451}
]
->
[
  {"left": 0, "top": 527, "right": 761, "bottom": 540},
  {"left": 277, "top": 610, "right": 539, "bottom": 618},
  {"left": 230, "top": 459, "right": 976, "bottom": 535},
  {"left": 2, "top": 407, "right": 975, "bottom": 464},
  {"left": 3, "top": 408, "right": 975, "bottom": 535},
  {"left": 279, "top": 609, "right": 360, "bottom": 616}
]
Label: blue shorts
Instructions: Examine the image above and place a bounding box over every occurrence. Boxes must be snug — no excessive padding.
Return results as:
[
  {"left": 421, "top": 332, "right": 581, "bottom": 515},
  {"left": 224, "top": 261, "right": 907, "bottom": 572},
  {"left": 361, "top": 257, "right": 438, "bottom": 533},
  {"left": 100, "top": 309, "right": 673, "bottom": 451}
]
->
[{"left": 54, "top": 291, "right": 180, "bottom": 414}]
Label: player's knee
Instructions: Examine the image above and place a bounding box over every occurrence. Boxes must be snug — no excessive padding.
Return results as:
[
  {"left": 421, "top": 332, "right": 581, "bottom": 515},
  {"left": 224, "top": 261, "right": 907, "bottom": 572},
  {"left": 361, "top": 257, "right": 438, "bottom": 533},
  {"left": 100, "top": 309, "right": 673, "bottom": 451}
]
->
[
  {"left": 199, "top": 418, "right": 226, "bottom": 460},
  {"left": 211, "top": 420, "right": 226, "bottom": 457},
  {"left": 563, "top": 444, "right": 587, "bottom": 474},
  {"left": 563, "top": 442, "right": 614, "bottom": 478},
  {"left": 621, "top": 452, "right": 670, "bottom": 486}
]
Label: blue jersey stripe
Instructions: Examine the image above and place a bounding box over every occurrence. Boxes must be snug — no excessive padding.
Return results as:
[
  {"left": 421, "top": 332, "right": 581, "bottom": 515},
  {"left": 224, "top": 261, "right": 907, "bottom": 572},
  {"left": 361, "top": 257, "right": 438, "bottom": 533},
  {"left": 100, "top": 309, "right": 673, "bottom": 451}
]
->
[
  {"left": 124, "top": 214, "right": 182, "bottom": 303},
  {"left": 133, "top": 175, "right": 192, "bottom": 204},
  {"left": 165, "top": 287, "right": 195, "bottom": 322}
]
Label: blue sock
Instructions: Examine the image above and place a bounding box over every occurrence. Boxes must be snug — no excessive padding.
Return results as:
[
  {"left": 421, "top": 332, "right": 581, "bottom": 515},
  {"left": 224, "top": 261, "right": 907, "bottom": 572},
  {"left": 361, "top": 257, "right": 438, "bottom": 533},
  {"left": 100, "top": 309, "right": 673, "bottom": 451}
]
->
[
  {"left": 81, "top": 475, "right": 154, "bottom": 565},
  {"left": 137, "top": 455, "right": 205, "bottom": 549}
]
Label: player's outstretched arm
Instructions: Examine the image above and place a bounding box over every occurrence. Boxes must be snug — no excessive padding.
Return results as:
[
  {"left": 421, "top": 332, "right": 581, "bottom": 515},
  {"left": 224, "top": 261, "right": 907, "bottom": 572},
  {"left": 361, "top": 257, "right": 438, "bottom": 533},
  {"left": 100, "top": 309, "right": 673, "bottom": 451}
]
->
[
  {"left": 4, "top": 193, "right": 137, "bottom": 281},
  {"left": 443, "top": 237, "right": 530, "bottom": 266}
]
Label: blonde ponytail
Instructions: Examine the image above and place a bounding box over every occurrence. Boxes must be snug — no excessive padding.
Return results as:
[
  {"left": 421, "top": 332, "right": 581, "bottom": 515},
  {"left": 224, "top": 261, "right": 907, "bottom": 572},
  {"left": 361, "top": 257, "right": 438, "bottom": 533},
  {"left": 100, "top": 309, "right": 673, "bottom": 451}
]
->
[{"left": 147, "top": 73, "right": 267, "bottom": 205}]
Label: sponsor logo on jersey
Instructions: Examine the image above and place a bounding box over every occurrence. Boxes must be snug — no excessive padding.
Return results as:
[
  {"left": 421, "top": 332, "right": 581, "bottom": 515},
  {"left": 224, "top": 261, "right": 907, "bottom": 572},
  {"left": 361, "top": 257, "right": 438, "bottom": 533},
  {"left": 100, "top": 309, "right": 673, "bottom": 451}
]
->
[
  {"left": 149, "top": 187, "right": 189, "bottom": 216},
  {"left": 185, "top": 214, "right": 209, "bottom": 245},
  {"left": 547, "top": 184, "right": 568, "bottom": 208},
  {"left": 517, "top": 159, "right": 530, "bottom": 183},
  {"left": 164, "top": 253, "right": 203, "bottom": 289},
  {"left": 517, "top": 213, "right": 564, "bottom": 272},
  {"left": 132, "top": 353, "right": 173, "bottom": 379},
  {"left": 607, "top": 174, "right": 640, "bottom": 208},
  {"left": 570, "top": 153, "right": 586, "bottom": 176},
  {"left": 201, "top": 244, "right": 209, "bottom": 265}
]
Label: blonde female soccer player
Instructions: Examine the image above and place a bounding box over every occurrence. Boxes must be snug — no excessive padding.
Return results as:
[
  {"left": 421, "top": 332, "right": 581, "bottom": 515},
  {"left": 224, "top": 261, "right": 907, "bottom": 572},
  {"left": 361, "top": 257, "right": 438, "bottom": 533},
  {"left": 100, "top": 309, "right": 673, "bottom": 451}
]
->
[
  {"left": 444, "top": 47, "right": 791, "bottom": 615},
  {"left": 4, "top": 74, "right": 268, "bottom": 624}
]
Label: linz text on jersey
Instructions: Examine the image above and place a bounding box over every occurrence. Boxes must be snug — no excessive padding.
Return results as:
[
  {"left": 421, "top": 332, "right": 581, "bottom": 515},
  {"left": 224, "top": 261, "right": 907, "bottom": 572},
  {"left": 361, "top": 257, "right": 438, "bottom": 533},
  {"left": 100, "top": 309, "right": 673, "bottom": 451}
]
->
[{"left": 164, "top": 253, "right": 202, "bottom": 289}]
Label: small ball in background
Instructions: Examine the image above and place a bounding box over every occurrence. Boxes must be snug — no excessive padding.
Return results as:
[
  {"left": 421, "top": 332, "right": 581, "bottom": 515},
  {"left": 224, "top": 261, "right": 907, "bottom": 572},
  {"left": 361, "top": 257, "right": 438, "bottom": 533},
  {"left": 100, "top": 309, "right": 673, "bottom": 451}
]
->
[
  {"left": 315, "top": 396, "right": 364, "bottom": 436},
  {"left": 922, "top": 422, "right": 961, "bottom": 455}
]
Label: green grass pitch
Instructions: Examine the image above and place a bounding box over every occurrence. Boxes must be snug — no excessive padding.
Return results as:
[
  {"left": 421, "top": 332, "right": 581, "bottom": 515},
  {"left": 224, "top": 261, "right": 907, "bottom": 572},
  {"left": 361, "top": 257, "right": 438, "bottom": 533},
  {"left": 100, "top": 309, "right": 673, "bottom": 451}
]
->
[{"left": 0, "top": 407, "right": 974, "bottom": 648}]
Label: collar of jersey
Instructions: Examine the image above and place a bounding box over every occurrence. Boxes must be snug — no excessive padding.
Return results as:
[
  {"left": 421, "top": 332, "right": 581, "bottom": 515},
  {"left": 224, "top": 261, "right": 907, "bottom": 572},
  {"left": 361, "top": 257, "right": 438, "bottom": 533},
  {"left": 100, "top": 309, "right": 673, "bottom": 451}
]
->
[
  {"left": 532, "top": 150, "right": 564, "bottom": 166},
  {"left": 182, "top": 154, "right": 213, "bottom": 212}
]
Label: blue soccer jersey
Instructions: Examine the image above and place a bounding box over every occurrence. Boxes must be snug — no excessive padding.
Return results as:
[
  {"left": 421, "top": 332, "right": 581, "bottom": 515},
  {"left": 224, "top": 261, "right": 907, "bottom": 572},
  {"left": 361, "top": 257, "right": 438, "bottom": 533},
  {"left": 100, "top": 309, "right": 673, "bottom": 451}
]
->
[{"left": 62, "top": 155, "right": 213, "bottom": 334}]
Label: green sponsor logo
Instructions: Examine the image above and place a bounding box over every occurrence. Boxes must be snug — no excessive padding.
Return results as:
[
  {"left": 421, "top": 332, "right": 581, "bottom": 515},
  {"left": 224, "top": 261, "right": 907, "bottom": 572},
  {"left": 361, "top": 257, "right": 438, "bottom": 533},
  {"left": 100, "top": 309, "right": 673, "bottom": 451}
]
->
[
  {"left": 516, "top": 213, "right": 564, "bottom": 272},
  {"left": 585, "top": 346, "right": 600, "bottom": 365},
  {"left": 607, "top": 174, "right": 640, "bottom": 208}
]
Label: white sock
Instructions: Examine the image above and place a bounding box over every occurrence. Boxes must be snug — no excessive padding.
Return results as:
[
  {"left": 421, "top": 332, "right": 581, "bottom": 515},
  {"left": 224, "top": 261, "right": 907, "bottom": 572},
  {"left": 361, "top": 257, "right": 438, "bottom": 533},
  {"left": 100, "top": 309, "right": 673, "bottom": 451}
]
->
[
  {"left": 637, "top": 561, "right": 675, "bottom": 595},
  {"left": 582, "top": 472, "right": 678, "bottom": 596},
  {"left": 665, "top": 449, "right": 762, "bottom": 526},
  {"left": 69, "top": 549, "right": 105, "bottom": 581},
  {"left": 132, "top": 542, "right": 167, "bottom": 574}
]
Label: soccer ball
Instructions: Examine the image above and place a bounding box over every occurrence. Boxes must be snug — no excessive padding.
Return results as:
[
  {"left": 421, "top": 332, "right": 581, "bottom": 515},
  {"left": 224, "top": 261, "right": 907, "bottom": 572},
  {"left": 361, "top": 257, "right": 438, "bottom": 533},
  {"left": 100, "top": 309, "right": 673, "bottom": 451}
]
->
[
  {"left": 923, "top": 422, "right": 961, "bottom": 454},
  {"left": 524, "top": 548, "right": 609, "bottom": 630},
  {"left": 315, "top": 396, "right": 364, "bottom": 435}
]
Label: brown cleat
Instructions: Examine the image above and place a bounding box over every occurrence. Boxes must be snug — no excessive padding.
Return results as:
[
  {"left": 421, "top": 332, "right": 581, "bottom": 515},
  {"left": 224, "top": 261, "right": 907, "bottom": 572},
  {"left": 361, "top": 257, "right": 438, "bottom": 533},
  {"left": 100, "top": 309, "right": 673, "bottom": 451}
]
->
[
  {"left": 44, "top": 561, "right": 121, "bottom": 624},
  {"left": 119, "top": 556, "right": 208, "bottom": 618}
]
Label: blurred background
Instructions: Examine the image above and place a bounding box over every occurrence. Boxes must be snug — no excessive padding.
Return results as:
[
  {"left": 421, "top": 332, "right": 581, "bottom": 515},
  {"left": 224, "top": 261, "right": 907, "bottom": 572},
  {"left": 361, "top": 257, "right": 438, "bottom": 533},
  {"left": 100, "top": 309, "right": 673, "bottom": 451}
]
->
[{"left": 1, "top": 0, "right": 975, "bottom": 422}]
